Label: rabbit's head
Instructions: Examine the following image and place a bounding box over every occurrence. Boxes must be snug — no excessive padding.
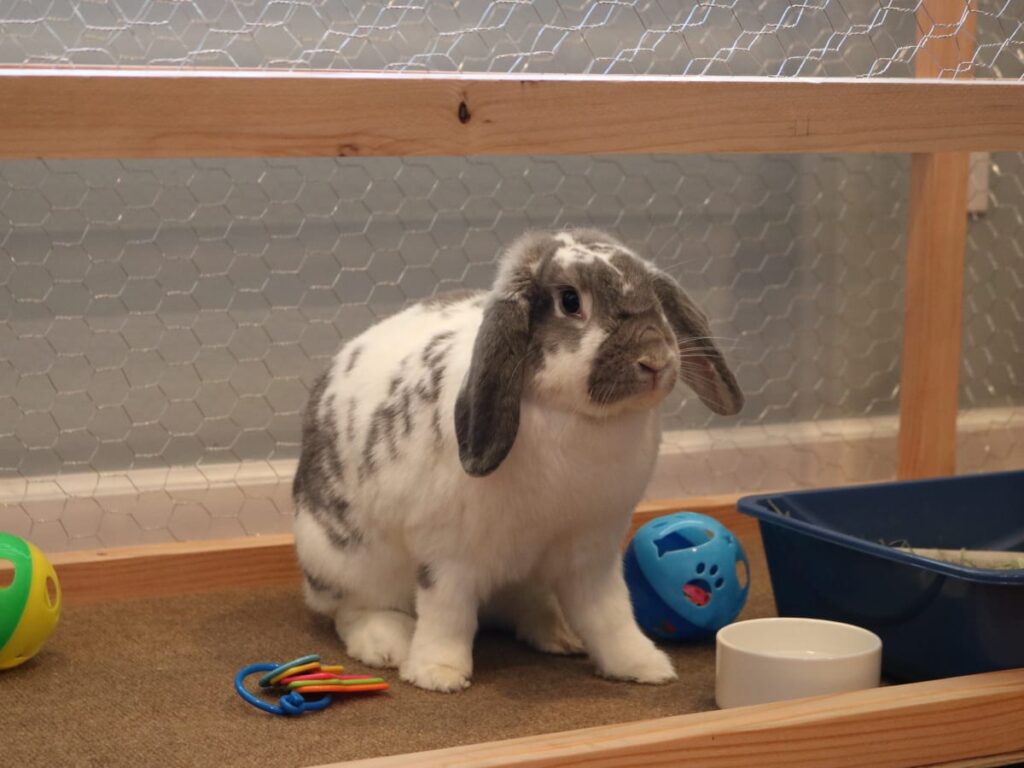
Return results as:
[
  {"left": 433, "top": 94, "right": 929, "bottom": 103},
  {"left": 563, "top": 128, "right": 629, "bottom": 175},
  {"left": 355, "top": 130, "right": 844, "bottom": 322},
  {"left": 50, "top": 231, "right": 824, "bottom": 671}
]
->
[{"left": 455, "top": 229, "right": 743, "bottom": 477}]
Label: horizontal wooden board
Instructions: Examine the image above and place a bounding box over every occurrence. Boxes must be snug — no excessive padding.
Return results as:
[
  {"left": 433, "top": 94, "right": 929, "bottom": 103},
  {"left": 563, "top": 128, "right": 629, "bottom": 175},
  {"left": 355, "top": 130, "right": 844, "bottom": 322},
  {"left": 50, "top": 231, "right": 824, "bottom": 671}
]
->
[
  {"left": 633, "top": 493, "right": 757, "bottom": 541},
  {"left": 48, "top": 532, "right": 301, "bottom": 605},
  {"left": 1, "top": 69, "right": 1023, "bottom": 159},
  {"left": 49, "top": 493, "right": 757, "bottom": 605},
  {"left": 331, "top": 668, "right": 1024, "bottom": 768}
]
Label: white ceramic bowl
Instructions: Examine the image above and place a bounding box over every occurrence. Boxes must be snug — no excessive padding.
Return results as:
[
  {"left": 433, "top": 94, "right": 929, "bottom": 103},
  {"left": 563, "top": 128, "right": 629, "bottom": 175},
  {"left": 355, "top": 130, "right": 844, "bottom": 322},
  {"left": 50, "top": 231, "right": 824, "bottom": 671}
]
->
[{"left": 715, "top": 617, "right": 882, "bottom": 709}]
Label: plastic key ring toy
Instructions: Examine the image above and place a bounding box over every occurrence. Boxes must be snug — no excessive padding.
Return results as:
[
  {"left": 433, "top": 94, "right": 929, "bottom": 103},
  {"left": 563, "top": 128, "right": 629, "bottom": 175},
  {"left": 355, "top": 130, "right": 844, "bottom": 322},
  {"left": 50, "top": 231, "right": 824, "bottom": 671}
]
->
[
  {"left": 267, "top": 660, "right": 321, "bottom": 686},
  {"left": 258, "top": 654, "right": 321, "bottom": 687},
  {"left": 236, "top": 663, "right": 332, "bottom": 717}
]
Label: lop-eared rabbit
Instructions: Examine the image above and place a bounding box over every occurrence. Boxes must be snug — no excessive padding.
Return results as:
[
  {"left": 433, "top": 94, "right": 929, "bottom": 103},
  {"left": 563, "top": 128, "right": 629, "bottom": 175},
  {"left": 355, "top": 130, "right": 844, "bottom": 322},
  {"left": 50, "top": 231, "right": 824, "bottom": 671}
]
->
[{"left": 293, "top": 229, "right": 743, "bottom": 692}]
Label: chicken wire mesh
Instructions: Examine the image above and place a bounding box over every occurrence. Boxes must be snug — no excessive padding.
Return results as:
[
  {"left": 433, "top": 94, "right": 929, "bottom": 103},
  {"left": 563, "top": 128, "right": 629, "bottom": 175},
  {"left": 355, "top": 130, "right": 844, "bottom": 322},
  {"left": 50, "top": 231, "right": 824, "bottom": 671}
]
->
[
  {"left": 959, "top": 151, "right": 1024, "bottom": 474},
  {"left": 0, "top": 0, "right": 1021, "bottom": 78},
  {"left": 0, "top": 1, "right": 1022, "bottom": 552}
]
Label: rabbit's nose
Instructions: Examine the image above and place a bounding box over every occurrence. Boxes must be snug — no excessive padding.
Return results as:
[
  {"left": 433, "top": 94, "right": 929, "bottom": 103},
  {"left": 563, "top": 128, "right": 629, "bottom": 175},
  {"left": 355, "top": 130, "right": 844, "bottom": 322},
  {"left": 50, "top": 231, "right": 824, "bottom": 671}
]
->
[{"left": 638, "top": 358, "right": 668, "bottom": 388}]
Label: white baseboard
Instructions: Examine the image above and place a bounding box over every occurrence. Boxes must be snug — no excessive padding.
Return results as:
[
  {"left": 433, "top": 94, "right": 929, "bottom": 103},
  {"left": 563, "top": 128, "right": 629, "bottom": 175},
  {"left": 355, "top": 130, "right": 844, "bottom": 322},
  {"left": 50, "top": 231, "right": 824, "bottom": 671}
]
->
[
  {"left": 2, "top": 407, "right": 1021, "bottom": 552},
  {"left": 648, "top": 406, "right": 1024, "bottom": 499}
]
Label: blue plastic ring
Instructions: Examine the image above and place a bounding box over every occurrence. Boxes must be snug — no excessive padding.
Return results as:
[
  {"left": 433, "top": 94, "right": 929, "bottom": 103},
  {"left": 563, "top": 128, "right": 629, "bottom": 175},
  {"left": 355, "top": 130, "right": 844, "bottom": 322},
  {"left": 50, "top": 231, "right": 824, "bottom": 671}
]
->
[{"left": 235, "top": 663, "right": 332, "bottom": 717}]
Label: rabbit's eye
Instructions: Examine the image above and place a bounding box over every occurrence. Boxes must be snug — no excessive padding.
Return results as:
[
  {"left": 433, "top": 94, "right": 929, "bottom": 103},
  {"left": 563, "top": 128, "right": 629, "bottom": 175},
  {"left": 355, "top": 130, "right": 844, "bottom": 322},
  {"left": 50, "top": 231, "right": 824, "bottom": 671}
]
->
[{"left": 559, "top": 288, "right": 582, "bottom": 317}]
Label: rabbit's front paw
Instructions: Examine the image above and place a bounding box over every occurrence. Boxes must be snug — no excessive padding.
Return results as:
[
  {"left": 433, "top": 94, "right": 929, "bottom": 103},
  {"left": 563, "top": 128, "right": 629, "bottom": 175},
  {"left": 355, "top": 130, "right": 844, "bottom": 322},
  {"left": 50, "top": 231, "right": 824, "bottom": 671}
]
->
[
  {"left": 598, "top": 648, "right": 677, "bottom": 684},
  {"left": 400, "top": 658, "right": 471, "bottom": 692}
]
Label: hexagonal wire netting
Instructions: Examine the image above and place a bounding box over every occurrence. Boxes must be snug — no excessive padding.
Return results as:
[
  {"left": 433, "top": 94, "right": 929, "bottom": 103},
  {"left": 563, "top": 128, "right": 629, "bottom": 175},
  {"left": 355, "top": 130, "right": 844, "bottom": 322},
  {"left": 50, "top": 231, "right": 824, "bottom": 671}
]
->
[
  {"left": 0, "top": 1, "right": 1022, "bottom": 551},
  {"left": 0, "top": 0, "right": 1021, "bottom": 77}
]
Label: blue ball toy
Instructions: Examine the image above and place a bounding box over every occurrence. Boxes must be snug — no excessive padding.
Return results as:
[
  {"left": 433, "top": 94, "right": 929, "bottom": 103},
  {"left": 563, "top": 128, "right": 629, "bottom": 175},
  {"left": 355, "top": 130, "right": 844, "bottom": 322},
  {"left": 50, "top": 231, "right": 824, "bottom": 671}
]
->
[{"left": 624, "top": 512, "right": 750, "bottom": 642}]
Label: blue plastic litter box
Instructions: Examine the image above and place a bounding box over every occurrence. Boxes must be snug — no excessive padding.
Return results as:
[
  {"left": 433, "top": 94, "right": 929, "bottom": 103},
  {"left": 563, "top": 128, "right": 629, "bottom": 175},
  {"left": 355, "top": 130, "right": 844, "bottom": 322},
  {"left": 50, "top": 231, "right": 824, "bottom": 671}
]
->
[{"left": 738, "top": 470, "right": 1024, "bottom": 682}]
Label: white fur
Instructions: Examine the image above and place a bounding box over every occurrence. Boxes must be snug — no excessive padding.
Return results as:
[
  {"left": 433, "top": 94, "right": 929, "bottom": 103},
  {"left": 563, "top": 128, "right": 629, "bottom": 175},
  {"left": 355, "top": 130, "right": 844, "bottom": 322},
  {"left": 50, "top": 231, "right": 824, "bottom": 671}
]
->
[
  {"left": 530, "top": 324, "right": 606, "bottom": 412},
  {"left": 295, "top": 256, "right": 677, "bottom": 692},
  {"left": 554, "top": 234, "right": 627, "bottom": 274}
]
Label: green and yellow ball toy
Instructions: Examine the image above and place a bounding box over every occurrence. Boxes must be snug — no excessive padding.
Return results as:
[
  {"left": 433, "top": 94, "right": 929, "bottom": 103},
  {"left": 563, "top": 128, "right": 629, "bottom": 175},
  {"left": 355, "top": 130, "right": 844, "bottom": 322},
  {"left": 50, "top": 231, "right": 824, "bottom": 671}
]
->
[{"left": 0, "top": 532, "right": 61, "bottom": 670}]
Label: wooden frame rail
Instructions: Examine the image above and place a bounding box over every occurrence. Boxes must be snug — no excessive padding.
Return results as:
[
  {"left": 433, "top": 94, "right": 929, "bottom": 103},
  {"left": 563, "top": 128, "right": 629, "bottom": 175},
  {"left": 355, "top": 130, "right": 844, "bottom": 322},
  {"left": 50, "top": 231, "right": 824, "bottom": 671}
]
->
[
  {"left": 48, "top": 494, "right": 755, "bottom": 606},
  {"left": 1, "top": 70, "right": 1023, "bottom": 159},
  {"left": 331, "top": 669, "right": 1024, "bottom": 768}
]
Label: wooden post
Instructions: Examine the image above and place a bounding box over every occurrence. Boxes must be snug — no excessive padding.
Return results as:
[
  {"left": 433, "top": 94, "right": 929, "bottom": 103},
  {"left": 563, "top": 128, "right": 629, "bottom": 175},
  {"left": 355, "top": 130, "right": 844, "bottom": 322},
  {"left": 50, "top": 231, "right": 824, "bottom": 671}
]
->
[{"left": 897, "top": 1, "right": 975, "bottom": 479}]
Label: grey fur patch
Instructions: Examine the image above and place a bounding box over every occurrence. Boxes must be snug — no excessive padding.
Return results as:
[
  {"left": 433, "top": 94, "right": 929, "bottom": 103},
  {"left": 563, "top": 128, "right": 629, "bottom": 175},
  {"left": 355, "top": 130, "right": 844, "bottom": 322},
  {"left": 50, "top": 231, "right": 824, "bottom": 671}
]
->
[
  {"left": 320, "top": 392, "right": 345, "bottom": 481},
  {"left": 565, "top": 227, "right": 628, "bottom": 249},
  {"left": 328, "top": 496, "right": 350, "bottom": 518},
  {"left": 430, "top": 407, "right": 443, "bottom": 446},
  {"left": 455, "top": 295, "right": 533, "bottom": 476},
  {"left": 414, "top": 331, "right": 454, "bottom": 404},
  {"left": 416, "top": 563, "right": 434, "bottom": 590},
  {"left": 532, "top": 300, "right": 585, "bottom": 355},
  {"left": 360, "top": 401, "right": 402, "bottom": 477},
  {"left": 357, "top": 332, "right": 455, "bottom": 479},
  {"left": 651, "top": 271, "right": 744, "bottom": 415},
  {"left": 300, "top": 493, "right": 364, "bottom": 549},
  {"left": 375, "top": 403, "right": 400, "bottom": 459},
  {"left": 610, "top": 251, "right": 650, "bottom": 286},
  {"left": 415, "top": 364, "right": 445, "bottom": 404},
  {"left": 346, "top": 398, "right": 357, "bottom": 442},
  {"left": 500, "top": 231, "right": 560, "bottom": 282},
  {"left": 291, "top": 371, "right": 330, "bottom": 507},
  {"left": 398, "top": 388, "right": 413, "bottom": 436},
  {"left": 303, "top": 568, "right": 344, "bottom": 599},
  {"left": 358, "top": 432, "right": 376, "bottom": 481},
  {"left": 422, "top": 331, "right": 455, "bottom": 364},
  {"left": 344, "top": 344, "right": 363, "bottom": 374},
  {"left": 293, "top": 370, "right": 365, "bottom": 548},
  {"left": 307, "top": 371, "right": 330, "bottom": 419},
  {"left": 586, "top": 314, "right": 671, "bottom": 406}
]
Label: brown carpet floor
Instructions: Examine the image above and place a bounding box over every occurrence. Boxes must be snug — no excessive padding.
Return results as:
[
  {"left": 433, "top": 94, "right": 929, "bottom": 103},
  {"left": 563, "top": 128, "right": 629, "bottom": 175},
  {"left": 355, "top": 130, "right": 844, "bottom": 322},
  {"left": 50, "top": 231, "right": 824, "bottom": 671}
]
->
[{"left": 1, "top": 547, "right": 775, "bottom": 768}]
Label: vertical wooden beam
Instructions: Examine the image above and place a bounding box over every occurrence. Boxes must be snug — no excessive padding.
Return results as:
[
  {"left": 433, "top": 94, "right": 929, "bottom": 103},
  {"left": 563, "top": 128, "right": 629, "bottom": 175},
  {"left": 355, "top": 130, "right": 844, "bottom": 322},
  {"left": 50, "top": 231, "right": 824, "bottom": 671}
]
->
[
  {"left": 898, "top": 152, "right": 971, "bottom": 478},
  {"left": 897, "top": 2, "right": 975, "bottom": 479}
]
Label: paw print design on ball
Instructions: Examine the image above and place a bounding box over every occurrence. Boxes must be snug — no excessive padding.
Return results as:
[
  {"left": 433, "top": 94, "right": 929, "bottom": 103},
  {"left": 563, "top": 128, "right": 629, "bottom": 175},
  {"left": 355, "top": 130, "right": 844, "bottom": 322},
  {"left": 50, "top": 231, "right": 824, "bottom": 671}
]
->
[{"left": 625, "top": 512, "right": 750, "bottom": 642}]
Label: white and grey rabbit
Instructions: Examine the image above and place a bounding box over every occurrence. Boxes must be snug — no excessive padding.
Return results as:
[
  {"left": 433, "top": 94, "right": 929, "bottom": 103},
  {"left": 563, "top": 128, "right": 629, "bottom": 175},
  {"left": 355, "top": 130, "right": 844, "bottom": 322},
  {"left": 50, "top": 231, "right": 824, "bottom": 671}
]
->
[{"left": 292, "top": 228, "right": 743, "bottom": 692}]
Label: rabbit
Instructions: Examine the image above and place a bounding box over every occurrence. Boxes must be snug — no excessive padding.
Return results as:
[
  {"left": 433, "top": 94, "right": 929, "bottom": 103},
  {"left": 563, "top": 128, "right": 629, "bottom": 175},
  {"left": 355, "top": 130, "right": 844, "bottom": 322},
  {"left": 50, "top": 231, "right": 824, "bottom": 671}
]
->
[{"left": 292, "top": 228, "right": 743, "bottom": 692}]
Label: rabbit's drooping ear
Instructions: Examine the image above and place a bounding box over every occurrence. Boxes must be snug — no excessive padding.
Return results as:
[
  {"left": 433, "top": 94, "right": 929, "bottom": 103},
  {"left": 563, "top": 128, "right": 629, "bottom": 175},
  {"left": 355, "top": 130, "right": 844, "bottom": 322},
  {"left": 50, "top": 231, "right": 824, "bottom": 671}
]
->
[
  {"left": 652, "top": 273, "right": 744, "bottom": 416},
  {"left": 455, "top": 295, "right": 532, "bottom": 477}
]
